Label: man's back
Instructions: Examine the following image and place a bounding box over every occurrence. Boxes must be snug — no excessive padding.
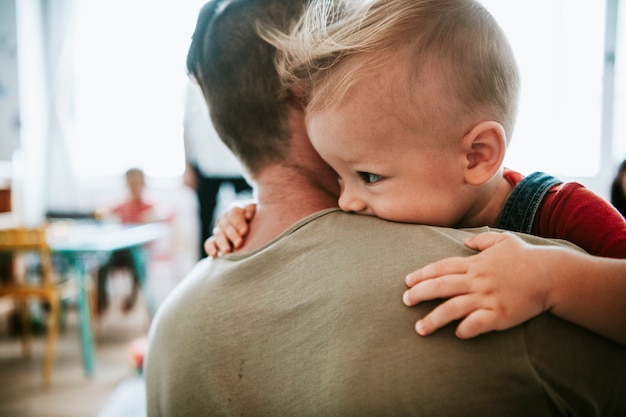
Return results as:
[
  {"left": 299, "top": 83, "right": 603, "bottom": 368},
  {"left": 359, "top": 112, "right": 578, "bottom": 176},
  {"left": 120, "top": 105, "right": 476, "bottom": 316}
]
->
[{"left": 146, "top": 209, "right": 626, "bottom": 416}]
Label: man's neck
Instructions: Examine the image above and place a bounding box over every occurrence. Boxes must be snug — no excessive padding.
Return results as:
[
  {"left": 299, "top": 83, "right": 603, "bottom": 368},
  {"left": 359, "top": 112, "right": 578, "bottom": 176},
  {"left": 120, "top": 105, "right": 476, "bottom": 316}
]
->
[{"left": 238, "top": 165, "right": 339, "bottom": 252}]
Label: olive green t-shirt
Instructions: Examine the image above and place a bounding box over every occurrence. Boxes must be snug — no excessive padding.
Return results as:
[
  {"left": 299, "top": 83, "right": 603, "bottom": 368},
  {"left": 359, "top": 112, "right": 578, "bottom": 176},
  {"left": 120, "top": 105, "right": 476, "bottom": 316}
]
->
[{"left": 145, "top": 209, "right": 626, "bottom": 416}]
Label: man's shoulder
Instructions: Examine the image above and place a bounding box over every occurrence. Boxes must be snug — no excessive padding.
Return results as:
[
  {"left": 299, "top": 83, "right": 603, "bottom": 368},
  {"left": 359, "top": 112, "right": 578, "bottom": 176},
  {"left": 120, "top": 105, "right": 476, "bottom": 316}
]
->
[
  {"left": 296, "top": 209, "right": 488, "bottom": 238},
  {"left": 297, "top": 210, "right": 576, "bottom": 255},
  {"left": 278, "top": 210, "right": 486, "bottom": 268}
]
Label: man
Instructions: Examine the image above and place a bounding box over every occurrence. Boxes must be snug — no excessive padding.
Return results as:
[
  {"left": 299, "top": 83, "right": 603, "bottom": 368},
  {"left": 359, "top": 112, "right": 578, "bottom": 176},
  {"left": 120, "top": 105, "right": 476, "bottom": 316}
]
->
[{"left": 144, "top": 0, "right": 626, "bottom": 415}]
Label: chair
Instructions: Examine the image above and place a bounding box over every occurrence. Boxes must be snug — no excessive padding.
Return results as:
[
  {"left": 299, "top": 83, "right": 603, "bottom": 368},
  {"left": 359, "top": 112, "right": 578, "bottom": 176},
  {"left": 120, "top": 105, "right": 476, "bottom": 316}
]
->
[{"left": 0, "top": 226, "right": 60, "bottom": 386}]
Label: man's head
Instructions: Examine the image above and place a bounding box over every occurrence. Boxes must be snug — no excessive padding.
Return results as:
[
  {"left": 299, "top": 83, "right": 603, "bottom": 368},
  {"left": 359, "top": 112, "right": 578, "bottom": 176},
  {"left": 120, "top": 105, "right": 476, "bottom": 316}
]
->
[
  {"left": 186, "top": 0, "right": 309, "bottom": 176},
  {"left": 262, "top": 0, "right": 519, "bottom": 227}
]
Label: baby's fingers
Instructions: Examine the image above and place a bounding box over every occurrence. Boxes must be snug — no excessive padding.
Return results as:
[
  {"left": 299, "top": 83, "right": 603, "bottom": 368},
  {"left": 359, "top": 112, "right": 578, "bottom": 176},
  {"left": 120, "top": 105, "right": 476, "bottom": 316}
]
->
[
  {"left": 454, "top": 309, "right": 500, "bottom": 339},
  {"left": 414, "top": 295, "right": 475, "bottom": 336},
  {"left": 216, "top": 207, "right": 250, "bottom": 236},
  {"left": 405, "top": 256, "right": 469, "bottom": 287},
  {"left": 403, "top": 274, "right": 469, "bottom": 307},
  {"left": 242, "top": 202, "right": 257, "bottom": 220},
  {"left": 204, "top": 236, "right": 229, "bottom": 258},
  {"left": 464, "top": 231, "right": 515, "bottom": 252}
]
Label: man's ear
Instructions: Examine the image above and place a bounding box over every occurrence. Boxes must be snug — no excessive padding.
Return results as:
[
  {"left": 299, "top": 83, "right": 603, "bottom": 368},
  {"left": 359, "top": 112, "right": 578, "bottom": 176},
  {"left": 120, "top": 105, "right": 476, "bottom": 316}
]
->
[{"left": 462, "top": 121, "right": 507, "bottom": 186}]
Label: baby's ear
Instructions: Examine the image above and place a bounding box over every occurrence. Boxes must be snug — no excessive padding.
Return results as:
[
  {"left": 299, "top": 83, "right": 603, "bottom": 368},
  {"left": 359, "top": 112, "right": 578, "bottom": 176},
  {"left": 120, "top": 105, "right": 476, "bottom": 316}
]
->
[{"left": 462, "top": 121, "right": 506, "bottom": 186}]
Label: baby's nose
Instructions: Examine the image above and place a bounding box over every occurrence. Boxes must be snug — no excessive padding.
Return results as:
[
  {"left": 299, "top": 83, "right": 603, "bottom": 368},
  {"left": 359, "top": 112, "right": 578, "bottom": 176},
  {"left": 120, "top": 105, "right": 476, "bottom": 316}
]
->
[{"left": 338, "top": 189, "right": 367, "bottom": 213}]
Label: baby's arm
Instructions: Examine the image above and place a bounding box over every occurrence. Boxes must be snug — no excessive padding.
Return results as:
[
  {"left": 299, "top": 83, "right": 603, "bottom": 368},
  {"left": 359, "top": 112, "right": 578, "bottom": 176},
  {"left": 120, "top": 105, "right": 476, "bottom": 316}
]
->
[
  {"left": 403, "top": 231, "right": 626, "bottom": 346},
  {"left": 205, "top": 202, "right": 256, "bottom": 257}
]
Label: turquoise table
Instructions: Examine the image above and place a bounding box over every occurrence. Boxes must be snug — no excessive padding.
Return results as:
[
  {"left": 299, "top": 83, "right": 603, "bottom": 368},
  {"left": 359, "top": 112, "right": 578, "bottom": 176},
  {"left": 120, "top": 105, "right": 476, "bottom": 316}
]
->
[{"left": 47, "top": 221, "right": 167, "bottom": 377}]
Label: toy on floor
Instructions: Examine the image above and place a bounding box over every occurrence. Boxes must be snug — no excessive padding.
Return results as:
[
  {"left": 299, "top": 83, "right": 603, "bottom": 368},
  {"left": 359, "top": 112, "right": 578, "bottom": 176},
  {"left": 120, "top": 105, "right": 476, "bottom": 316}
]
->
[{"left": 129, "top": 336, "right": 148, "bottom": 374}]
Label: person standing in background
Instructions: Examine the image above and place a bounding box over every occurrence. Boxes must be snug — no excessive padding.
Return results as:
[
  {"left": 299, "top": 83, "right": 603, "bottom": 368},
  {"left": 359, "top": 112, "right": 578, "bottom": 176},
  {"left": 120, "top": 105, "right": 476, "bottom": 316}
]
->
[
  {"left": 183, "top": 78, "right": 252, "bottom": 259},
  {"left": 611, "top": 158, "right": 626, "bottom": 218}
]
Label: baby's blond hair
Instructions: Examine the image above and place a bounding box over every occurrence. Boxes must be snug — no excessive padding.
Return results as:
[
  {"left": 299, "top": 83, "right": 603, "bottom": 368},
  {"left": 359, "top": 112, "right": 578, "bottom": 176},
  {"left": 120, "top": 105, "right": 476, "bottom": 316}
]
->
[{"left": 261, "top": 0, "right": 520, "bottom": 141}]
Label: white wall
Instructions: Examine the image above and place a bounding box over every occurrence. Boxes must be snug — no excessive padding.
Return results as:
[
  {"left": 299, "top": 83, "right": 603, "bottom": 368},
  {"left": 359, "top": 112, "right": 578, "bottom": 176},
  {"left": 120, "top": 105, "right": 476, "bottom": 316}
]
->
[
  {"left": 12, "top": 0, "right": 49, "bottom": 226},
  {"left": 0, "top": 0, "right": 20, "bottom": 161}
]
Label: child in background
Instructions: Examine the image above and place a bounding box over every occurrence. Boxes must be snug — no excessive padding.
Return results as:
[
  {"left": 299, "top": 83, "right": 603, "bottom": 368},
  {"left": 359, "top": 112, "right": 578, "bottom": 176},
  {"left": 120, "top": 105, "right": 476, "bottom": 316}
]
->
[
  {"left": 208, "top": 0, "right": 626, "bottom": 346},
  {"left": 96, "top": 168, "right": 156, "bottom": 314}
]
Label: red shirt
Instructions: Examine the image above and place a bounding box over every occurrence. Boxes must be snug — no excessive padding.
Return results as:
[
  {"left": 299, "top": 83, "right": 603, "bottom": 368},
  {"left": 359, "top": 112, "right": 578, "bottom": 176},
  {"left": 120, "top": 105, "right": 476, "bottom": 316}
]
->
[
  {"left": 503, "top": 169, "right": 626, "bottom": 258},
  {"left": 111, "top": 199, "right": 154, "bottom": 224}
]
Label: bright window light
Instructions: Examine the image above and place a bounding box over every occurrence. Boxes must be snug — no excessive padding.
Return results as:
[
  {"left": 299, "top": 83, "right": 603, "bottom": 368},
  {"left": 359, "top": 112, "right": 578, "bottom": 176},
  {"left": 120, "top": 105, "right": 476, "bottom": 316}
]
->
[
  {"left": 73, "top": 0, "right": 206, "bottom": 178},
  {"left": 480, "top": 0, "right": 606, "bottom": 177},
  {"left": 614, "top": 0, "right": 626, "bottom": 161}
]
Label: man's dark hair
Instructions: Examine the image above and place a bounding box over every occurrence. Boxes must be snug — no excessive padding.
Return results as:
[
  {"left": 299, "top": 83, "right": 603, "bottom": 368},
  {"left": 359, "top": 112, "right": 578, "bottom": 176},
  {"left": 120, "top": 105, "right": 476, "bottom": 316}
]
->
[{"left": 186, "top": 0, "right": 308, "bottom": 175}]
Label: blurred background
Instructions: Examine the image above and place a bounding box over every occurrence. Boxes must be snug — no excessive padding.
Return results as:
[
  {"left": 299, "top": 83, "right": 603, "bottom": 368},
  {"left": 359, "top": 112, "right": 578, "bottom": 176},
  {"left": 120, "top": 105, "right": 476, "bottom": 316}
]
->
[{"left": 0, "top": 0, "right": 625, "bottom": 416}]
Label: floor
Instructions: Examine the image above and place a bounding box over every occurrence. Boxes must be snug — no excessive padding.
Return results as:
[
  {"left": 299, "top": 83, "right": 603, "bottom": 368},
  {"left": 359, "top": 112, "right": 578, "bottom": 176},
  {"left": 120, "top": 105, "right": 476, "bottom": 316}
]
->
[{"left": 0, "top": 271, "right": 171, "bottom": 417}]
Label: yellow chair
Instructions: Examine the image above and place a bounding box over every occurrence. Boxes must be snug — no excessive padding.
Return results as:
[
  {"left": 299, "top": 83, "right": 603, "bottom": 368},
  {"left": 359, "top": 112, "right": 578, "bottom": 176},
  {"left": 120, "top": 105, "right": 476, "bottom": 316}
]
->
[{"left": 0, "top": 226, "right": 60, "bottom": 386}]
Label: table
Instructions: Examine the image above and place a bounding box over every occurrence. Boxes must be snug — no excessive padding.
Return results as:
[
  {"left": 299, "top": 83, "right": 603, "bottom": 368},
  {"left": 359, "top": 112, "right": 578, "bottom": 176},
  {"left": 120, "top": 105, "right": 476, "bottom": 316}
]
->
[{"left": 47, "top": 221, "right": 167, "bottom": 376}]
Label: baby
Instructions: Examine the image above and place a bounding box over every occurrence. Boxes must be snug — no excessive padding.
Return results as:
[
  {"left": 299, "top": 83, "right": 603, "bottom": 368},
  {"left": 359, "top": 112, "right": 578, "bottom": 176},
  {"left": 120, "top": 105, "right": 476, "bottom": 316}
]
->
[{"left": 208, "top": 0, "right": 626, "bottom": 346}]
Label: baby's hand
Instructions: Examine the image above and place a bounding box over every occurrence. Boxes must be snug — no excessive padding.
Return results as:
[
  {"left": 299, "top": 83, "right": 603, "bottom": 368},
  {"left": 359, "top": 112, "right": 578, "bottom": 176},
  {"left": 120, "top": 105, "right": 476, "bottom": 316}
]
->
[
  {"left": 402, "top": 232, "right": 551, "bottom": 339},
  {"left": 204, "top": 202, "right": 257, "bottom": 257}
]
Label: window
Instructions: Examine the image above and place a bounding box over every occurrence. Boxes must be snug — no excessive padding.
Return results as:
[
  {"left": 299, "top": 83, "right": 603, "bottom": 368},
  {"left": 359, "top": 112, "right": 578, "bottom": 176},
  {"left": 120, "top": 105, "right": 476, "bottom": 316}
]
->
[
  {"left": 614, "top": 0, "right": 626, "bottom": 160},
  {"left": 73, "top": 0, "right": 206, "bottom": 178},
  {"left": 480, "top": 0, "right": 607, "bottom": 178}
]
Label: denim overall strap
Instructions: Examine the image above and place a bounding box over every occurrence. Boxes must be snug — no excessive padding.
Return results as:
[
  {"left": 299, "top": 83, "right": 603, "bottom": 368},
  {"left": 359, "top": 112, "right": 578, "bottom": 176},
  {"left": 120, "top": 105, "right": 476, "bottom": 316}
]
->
[{"left": 496, "top": 172, "right": 562, "bottom": 234}]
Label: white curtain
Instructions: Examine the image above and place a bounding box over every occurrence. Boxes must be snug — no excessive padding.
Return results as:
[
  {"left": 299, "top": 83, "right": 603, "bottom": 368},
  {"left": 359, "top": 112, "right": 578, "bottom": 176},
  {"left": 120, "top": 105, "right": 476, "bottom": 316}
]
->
[{"left": 40, "top": 0, "right": 81, "bottom": 211}]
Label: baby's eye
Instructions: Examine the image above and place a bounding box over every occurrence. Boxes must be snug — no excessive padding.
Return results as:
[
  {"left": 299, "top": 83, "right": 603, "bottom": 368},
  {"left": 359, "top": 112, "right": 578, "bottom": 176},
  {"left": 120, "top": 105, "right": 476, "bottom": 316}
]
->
[{"left": 358, "top": 172, "right": 383, "bottom": 184}]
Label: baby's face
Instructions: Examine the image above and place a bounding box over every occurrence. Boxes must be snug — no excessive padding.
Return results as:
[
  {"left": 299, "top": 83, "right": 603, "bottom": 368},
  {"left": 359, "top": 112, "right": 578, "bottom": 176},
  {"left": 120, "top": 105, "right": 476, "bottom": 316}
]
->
[{"left": 306, "top": 71, "right": 473, "bottom": 227}]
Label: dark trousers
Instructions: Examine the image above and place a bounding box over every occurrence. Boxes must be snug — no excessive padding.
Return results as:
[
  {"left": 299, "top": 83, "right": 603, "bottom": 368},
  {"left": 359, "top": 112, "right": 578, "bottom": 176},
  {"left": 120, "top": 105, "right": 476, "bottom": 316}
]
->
[
  {"left": 194, "top": 166, "right": 252, "bottom": 259},
  {"left": 97, "top": 248, "right": 140, "bottom": 313}
]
